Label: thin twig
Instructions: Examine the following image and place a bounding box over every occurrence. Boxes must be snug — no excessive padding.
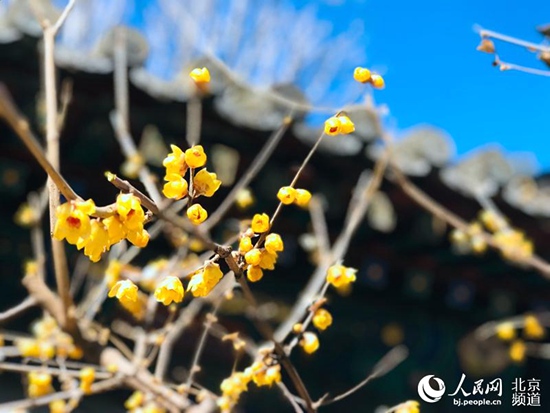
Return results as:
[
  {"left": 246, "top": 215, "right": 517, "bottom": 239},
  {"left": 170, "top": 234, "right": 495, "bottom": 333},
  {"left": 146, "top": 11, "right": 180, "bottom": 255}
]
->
[
  {"left": 0, "top": 297, "right": 37, "bottom": 324},
  {"left": 476, "top": 26, "right": 550, "bottom": 53},
  {"left": 308, "top": 196, "right": 330, "bottom": 257},
  {"left": 205, "top": 116, "right": 292, "bottom": 229},
  {"left": 185, "top": 304, "right": 221, "bottom": 388},
  {"left": 275, "top": 152, "right": 390, "bottom": 342},
  {"left": 316, "top": 345, "right": 408, "bottom": 407},
  {"left": 0, "top": 85, "right": 79, "bottom": 202}
]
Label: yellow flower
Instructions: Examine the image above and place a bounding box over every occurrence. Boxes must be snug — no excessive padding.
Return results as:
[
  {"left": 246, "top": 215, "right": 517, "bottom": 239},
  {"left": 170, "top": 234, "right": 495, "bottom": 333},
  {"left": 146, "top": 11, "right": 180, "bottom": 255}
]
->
[
  {"left": 326, "top": 264, "right": 357, "bottom": 288},
  {"left": 479, "top": 209, "right": 505, "bottom": 232},
  {"left": 154, "top": 276, "right": 184, "bottom": 305},
  {"left": 188, "top": 262, "right": 224, "bottom": 297},
  {"left": 494, "top": 230, "right": 533, "bottom": 262},
  {"left": 277, "top": 186, "right": 296, "bottom": 205},
  {"left": 370, "top": 74, "right": 385, "bottom": 89},
  {"left": 187, "top": 204, "right": 208, "bottom": 225},
  {"left": 78, "top": 220, "right": 109, "bottom": 262},
  {"left": 189, "top": 67, "right": 211, "bottom": 84},
  {"left": 116, "top": 193, "right": 145, "bottom": 231},
  {"left": 49, "top": 400, "right": 66, "bottom": 413},
  {"left": 395, "top": 400, "right": 420, "bottom": 413},
  {"left": 251, "top": 213, "right": 270, "bottom": 233},
  {"left": 80, "top": 367, "right": 95, "bottom": 394},
  {"left": 14, "top": 202, "right": 38, "bottom": 227},
  {"left": 239, "top": 236, "right": 253, "bottom": 253},
  {"left": 163, "top": 174, "right": 189, "bottom": 200},
  {"left": 220, "top": 372, "right": 250, "bottom": 400},
  {"left": 119, "top": 291, "right": 148, "bottom": 320},
  {"left": 264, "top": 233, "right": 284, "bottom": 254},
  {"left": 184, "top": 145, "right": 207, "bottom": 168},
  {"left": 338, "top": 115, "right": 355, "bottom": 134},
  {"left": 105, "top": 260, "right": 122, "bottom": 288},
  {"left": 236, "top": 188, "right": 254, "bottom": 209},
  {"left": 313, "top": 308, "right": 333, "bottom": 331},
  {"left": 126, "top": 228, "right": 150, "bottom": 248},
  {"left": 294, "top": 189, "right": 312, "bottom": 208},
  {"left": 246, "top": 362, "right": 281, "bottom": 387},
  {"left": 324, "top": 116, "right": 341, "bottom": 136},
  {"left": 163, "top": 144, "right": 188, "bottom": 177},
  {"left": 217, "top": 396, "right": 232, "bottom": 412},
  {"left": 247, "top": 265, "right": 263, "bottom": 282},
  {"left": 259, "top": 250, "right": 278, "bottom": 270},
  {"left": 39, "top": 342, "right": 56, "bottom": 360},
  {"left": 125, "top": 391, "right": 145, "bottom": 410},
  {"left": 509, "top": 339, "right": 526, "bottom": 363},
  {"left": 353, "top": 67, "right": 372, "bottom": 83},
  {"left": 300, "top": 332, "right": 320, "bottom": 354},
  {"left": 495, "top": 322, "right": 516, "bottom": 341},
  {"left": 28, "top": 371, "right": 53, "bottom": 398},
  {"left": 245, "top": 248, "right": 262, "bottom": 266},
  {"left": 193, "top": 168, "right": 221, "bottom": 197},
  {"left": 53, "top": 199, "right": 96, "bottom": 245},
  {"left": 524, "top": 314, "right": 545, "bottom": 340},
  {"left": 17, "top": 338, "right": 41, "bottom": 357},
  {"left": 103, "top": 215, "right": 126, "bottom": 246},
  {"left": 108, "top": 280, "right": 139, "bottom": 305}
]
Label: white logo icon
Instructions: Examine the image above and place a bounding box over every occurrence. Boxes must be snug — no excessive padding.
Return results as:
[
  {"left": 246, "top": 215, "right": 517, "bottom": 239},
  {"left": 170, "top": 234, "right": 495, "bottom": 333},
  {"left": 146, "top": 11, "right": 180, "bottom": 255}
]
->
[{"left": 417, "top": 375, "right": 446, "bottom": 403}]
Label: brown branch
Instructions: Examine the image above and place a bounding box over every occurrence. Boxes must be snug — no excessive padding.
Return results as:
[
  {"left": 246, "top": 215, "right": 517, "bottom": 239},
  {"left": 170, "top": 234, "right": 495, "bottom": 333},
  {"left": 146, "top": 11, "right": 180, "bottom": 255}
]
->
[
  {"left": 101, "top": 347, "right": 189, "bottom": 412},
  {"left": 21, "top": 274, "right": 65, "bottom": 327},
  {"left": 205, "top": 117, "right": 292, "bottom": 230},
  {"left": 316, "top": 345, "right": 408, "bottom": 407},
  {"left": 392, "top": 167, "right": 550, "bottom": 278},
  {"left": 237, "top": 278, "right": 315, "bottom": 413},
  {"left": 105, "top": 172, "right": 160, "bottom": 214},
  {"left": 0, "top": 297, "right": 37, "bottom": 324},
  {"left": 0, "top": 84, "right": 79, "bottom": 202}
]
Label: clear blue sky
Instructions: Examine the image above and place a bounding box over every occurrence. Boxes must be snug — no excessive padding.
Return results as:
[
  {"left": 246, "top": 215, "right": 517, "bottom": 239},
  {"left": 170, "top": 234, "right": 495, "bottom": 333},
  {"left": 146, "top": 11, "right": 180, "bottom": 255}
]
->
[
  {"left": 53, "top": 0, "right": 550, "bottom": 170},
  {"left": 315, "top": 0, "right": 550, "bottom": 170}
]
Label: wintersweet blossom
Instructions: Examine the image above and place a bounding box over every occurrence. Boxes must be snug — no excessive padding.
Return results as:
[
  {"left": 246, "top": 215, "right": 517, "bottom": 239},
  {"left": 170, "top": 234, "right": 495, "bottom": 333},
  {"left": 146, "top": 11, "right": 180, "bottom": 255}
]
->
[
  {"left": 184, "top": 145, "right": 207, "bottom": 168},
  {"left": 193, "top": 168, "right": 221, "bottom": 197},
  {"left": 108, "top": 280, "right": 139, "bottom": 306},
  {"left": 187, "top": 204, "right": 208, "bottom": 225},
  {"left": 313, "top": 308, "right": 333, "bottom": 331},
  {"left": 326, "top": 264, "right": 357, "bottom": 288},
  {"left": 154, "top": 276, "right": 184, "bottom": 305},
  {"left": 251, "top": 213, "right": 270, "bottom": 233},
  {"left": 53, "top": 199, "right": 96, "bottom": 245}
]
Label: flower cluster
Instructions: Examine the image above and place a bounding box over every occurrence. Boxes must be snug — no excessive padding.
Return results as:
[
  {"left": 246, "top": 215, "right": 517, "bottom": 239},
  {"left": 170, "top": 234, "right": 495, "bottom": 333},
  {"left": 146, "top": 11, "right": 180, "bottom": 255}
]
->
[
  {"left": 124, "top": 389, "right": 166, "bottom": 412},
  {"left": 353, "top": 66, "right": 385, "bottom": 89},
  {"left": 324, "top": 113, "right": 356, "bottom": 136},
  {"left": 53, "top": 194, "right": 150, "bottom": 263},
  {"left": 494, "top": 314, "right": 545, "bottom": 363},
  {"left": 162, "top": 144, "right": 221, "bottom": 225},
  {"left": 238, "top": 213, "right": 284, "bottom": 283},
  {"left": 79, "top": 367, "right": 95, "bottom": 394},
  {"left": 14, "top": 316, "right": 83, "bottom": 361},
  {"left": 27, "top": 371, "right": 53, "bottom": 398},
  {"left": 276, "top": 186, "right": 312, "bottom": 208},
  {"left": 450, "top": 210, "right": 534, "bottom": 262},
  {"left": 218, "top": 357, "right": 281, "bottom": 412}
]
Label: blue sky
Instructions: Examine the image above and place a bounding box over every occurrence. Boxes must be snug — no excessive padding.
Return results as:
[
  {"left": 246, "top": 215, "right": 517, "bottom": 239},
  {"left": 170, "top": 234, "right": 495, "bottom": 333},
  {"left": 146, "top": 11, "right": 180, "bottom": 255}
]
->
[
  {"left": 49, "top": 0, "right": 550, "bottom": 170},
  {"left": 316, "top": 0, "right": 550, "bottom": 170}
]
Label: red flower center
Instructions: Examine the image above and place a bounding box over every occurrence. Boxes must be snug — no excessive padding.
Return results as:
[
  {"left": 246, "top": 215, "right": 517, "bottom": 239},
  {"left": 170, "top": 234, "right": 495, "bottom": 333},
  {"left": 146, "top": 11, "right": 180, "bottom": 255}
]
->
[{"left": 66, "top": 216, "right": 81, "bottom": 228}]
